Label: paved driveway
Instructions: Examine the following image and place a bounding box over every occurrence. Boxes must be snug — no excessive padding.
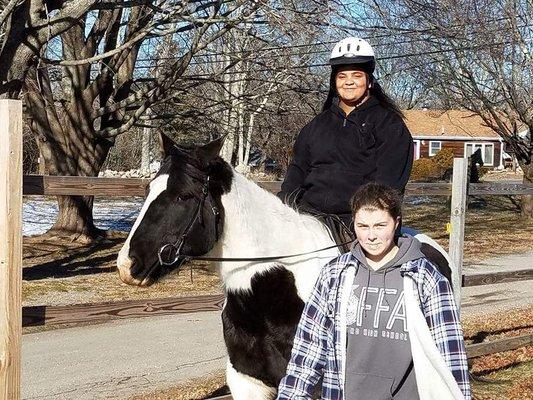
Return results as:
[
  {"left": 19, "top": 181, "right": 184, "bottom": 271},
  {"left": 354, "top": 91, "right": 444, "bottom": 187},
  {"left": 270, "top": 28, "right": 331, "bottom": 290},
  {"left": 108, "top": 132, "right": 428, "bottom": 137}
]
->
[
  {"left": 462, "top": 251, "right": 533, "bottom": 314},
  {"left": 23, "top": 311, "right": 226, "bottom": 399}
]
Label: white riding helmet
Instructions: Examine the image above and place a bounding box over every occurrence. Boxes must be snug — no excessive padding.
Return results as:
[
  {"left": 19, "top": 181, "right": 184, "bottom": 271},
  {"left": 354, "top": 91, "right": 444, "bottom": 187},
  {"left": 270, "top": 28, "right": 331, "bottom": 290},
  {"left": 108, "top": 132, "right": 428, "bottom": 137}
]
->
[{"left": 329, "top": 37, "right": 375, "bottom": 73}]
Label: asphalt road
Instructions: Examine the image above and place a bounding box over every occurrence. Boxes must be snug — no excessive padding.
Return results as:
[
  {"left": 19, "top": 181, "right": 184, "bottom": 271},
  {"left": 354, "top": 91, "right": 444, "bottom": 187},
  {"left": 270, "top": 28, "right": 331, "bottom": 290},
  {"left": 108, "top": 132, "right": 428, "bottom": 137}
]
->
[
  {"left": 22, "top": 251, "right": 533, "bottom": 399},
  {"left": 22, "top": 311, "right": 226, "bottom": 400},
  {"left": 462, "top": 250, "right": 533, "bottom": 314}
]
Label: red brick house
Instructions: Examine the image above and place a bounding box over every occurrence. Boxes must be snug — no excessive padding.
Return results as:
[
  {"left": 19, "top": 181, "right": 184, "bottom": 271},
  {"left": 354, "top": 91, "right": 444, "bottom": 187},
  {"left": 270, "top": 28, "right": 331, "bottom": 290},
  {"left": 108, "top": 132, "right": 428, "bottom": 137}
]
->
[{"left": 403, "top": 109, "right": 505, "bottom": 168}]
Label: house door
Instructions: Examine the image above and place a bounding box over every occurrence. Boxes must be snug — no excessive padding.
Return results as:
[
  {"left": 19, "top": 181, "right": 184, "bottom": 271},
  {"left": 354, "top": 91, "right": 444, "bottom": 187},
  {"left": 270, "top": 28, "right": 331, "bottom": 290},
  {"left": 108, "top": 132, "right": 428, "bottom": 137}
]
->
[{"left": 413, "top": 140, "right": 421, "bottom": 160}]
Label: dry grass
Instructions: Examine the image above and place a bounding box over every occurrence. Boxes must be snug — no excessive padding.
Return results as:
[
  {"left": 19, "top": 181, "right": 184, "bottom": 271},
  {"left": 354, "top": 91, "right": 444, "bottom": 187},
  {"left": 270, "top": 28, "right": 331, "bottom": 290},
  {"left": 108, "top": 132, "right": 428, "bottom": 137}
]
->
[
  {"left": 463, "top": 307, "right": 533, "bottom": 341},
  {"left": 128, "top": 370, "right": 226, "bottom": 400},
  {"left": 403, "top": 195, "right": 533, "bottom": 264},
  {"left": 471, "top": 361, "right": 533, "bottom": 400},
  {"left": 22, "top": 234, "right": 222, "bottom": 306},
  {"left": 466, "top": 307, "right": 533, "bottom": 400}
]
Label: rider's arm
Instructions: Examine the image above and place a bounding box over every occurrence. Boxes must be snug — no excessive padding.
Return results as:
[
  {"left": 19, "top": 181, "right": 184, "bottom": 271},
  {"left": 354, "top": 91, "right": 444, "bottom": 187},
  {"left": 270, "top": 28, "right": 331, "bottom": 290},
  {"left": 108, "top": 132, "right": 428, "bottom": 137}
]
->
[
  {"left": 277, "top": 125, "right": 312, "bottom": 205},
  {"left": 374, "top": 113, "right": 414, "bottom": 193}
]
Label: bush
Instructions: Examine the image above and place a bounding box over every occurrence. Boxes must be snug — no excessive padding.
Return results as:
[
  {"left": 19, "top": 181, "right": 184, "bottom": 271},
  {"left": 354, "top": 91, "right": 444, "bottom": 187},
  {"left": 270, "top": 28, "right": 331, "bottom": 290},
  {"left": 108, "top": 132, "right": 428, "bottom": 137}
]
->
[
  {"left": 477, "top": 166, "right": 490, "bottom": 180},
  {"left": 432, "top": 148, "right": 454, "bottom": 171},
  {"left": 410, "top": 148, "right": 458, "bottom": 181},
  {"left": 410, "top": 157, "right": 441, "bottom": 181}
]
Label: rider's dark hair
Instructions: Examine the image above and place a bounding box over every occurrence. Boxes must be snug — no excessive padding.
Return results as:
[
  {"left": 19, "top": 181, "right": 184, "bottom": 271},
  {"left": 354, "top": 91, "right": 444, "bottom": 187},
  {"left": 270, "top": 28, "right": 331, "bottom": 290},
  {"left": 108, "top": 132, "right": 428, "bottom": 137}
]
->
[
  {"left": 350, "top": 182, "right": 402, "bottom": 220},
  {"left": 322, "top": 68, "right": 404, "bottom": 119}
]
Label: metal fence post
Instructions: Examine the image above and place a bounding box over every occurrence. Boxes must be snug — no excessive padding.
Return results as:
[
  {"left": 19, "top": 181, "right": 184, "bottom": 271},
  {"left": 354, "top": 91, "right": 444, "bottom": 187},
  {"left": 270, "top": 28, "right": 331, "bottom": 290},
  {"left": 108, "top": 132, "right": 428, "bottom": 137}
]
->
[
  {"left": 0, "top": 99, "right": 23, "bottom": 400},
  {"left": 449, "top": 157, "right": 469, "bottom": 311}
]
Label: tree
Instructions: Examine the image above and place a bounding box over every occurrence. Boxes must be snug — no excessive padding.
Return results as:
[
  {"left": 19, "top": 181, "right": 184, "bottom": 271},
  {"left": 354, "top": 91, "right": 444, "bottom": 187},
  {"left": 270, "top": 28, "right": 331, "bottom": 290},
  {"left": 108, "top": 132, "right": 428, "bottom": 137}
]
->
[
  {"left": 0, "top": 0, "right": 265, "bottom": 241},
  {"left": 365, "top": 0, "right": 532, "bottom": 218},
  {"left": 154, "top": 0, "right": 345, "bottom": 171}
]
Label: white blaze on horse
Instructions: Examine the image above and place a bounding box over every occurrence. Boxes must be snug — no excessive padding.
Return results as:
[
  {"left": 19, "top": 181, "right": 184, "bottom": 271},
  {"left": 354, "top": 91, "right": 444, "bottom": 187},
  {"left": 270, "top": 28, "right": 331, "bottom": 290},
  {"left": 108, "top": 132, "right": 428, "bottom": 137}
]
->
[{"left": 116, "top": 134, "right": 452, "bottom": 399}]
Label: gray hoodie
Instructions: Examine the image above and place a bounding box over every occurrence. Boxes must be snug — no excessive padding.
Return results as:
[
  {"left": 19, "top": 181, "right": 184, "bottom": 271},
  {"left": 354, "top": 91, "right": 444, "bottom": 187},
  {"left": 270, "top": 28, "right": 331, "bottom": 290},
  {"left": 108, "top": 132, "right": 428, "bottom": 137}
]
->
[{"left": 345, "top": 236, "right": 425, "bottom": 400}]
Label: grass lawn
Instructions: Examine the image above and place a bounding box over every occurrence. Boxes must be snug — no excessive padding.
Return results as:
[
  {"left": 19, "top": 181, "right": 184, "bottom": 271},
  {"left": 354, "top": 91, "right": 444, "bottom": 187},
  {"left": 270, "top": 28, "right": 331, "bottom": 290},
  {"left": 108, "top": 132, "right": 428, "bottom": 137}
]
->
[
  {"left": 403, "top": 195, "right": 532, "bottom": 264},
  {"left": 22, "top": 195, "right": 532, "bottom": 306}
]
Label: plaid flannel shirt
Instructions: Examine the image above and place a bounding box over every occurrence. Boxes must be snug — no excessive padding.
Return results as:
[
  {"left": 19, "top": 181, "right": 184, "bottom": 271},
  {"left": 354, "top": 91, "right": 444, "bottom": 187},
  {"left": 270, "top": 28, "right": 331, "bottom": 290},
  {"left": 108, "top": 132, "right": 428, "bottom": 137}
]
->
[{"left": 276, "top": 252, "right": 471, "bottom": 400}]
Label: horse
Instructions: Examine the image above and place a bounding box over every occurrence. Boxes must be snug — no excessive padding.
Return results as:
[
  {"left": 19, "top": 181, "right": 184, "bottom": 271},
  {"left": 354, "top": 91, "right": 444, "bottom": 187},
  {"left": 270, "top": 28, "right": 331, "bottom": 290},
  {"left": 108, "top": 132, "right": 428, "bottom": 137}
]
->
[{"left": 116, "top": 133, "right": 453, "bottom": 399}]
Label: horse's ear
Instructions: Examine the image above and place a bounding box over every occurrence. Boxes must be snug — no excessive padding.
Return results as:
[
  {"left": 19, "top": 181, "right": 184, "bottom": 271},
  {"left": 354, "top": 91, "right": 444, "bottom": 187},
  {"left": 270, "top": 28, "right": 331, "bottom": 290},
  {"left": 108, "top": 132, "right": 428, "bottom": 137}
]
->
[
  {"left": 197, "top": 134, "right": 226, "bottom": 162},
  {"left": 158, "top": 132, "right": 187, "bottom": 158}
]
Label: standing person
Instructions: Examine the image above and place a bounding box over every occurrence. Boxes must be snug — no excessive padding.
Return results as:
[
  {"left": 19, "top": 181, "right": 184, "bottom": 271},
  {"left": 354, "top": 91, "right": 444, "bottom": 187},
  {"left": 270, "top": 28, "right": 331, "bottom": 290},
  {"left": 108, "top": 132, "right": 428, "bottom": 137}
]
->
[
  {"left": 278, "top": 37, "right": 413, "bottom": 241},
  {"left": 277, "top": 183, "right": 471, "bottom": 400}
]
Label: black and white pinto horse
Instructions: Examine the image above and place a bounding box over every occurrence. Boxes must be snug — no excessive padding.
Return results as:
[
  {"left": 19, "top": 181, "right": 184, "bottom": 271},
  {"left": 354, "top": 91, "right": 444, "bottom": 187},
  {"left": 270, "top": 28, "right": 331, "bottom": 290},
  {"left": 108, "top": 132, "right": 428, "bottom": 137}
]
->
[{"left": 117, "top": 134, "right": 452, "bottom": 399}]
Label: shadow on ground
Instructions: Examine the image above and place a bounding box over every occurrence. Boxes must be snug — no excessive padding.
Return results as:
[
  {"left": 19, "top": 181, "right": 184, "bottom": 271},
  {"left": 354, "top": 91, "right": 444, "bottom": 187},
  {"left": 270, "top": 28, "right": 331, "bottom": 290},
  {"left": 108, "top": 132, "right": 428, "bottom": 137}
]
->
[{"left": 23, "top": 236, "right": 125, "bottom": 281}]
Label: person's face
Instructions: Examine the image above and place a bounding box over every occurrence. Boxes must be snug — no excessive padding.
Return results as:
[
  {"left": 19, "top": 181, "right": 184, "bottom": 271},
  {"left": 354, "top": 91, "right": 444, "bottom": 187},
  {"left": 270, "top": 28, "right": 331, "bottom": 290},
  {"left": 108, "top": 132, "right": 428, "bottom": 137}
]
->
[
  {"left": 335, "top": 69, "right": 369, "bottom": 105},
  {"left": 354, "top": 207, "right": 399, "bottom": 262}
]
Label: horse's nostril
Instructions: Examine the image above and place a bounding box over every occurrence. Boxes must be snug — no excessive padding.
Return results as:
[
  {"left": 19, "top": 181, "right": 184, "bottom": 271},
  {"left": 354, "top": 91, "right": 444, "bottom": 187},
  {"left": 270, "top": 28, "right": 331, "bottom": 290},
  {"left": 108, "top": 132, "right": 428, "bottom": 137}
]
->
[{"left": 129, "top": 256, "right": 143, "bottom": 277}]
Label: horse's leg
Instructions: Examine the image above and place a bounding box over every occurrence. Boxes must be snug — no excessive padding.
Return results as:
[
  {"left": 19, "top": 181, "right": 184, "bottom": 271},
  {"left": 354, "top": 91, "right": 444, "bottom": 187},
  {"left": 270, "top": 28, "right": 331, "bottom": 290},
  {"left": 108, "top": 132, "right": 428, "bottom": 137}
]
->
[{"left": 226, "top": 360, "right": 277, "bottom": 400}]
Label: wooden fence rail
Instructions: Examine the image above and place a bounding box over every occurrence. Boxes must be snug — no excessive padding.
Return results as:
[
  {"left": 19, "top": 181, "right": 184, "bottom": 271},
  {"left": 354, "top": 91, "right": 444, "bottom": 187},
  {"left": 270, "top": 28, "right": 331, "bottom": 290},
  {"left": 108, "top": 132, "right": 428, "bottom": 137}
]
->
[
  {"left": 21, "top": 268, "right": 533, "bottom": 328},
  {"left": 22, "top": 175, "right": 533, "bottom": 197},
  {"left": 22, "top": 294, "right": 226, "bottom": 327},
  {"left": 466, "top": 333, "right": 533, "bottom": 359}
]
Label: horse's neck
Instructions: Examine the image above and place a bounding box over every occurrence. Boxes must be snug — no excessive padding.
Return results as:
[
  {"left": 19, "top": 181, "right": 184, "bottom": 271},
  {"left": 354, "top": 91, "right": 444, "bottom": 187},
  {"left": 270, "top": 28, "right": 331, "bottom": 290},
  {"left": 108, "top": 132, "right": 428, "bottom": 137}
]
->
[
  {"left": 213, "top": 173, "right": 339, "bottom": 297},
  {"left": 220, "top": 173, "right": 334, "bottom": 254}
]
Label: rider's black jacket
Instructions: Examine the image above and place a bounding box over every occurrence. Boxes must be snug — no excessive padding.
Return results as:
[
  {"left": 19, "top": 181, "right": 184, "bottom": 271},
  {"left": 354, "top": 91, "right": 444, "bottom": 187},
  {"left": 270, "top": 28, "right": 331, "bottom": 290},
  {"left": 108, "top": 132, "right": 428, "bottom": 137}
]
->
[{"left": 278, "top": 96, "right": 413, "bottom": 220}]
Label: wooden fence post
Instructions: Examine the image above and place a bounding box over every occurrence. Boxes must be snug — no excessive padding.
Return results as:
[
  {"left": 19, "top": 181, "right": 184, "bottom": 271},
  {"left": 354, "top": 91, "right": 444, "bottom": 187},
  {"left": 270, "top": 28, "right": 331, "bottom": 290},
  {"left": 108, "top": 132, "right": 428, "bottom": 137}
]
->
[
  {"left": 0, "top": 100, "right": 23, "bottom": 400},
  {"left": 449, "top": 157, "right": 469, "bottom": 311}
]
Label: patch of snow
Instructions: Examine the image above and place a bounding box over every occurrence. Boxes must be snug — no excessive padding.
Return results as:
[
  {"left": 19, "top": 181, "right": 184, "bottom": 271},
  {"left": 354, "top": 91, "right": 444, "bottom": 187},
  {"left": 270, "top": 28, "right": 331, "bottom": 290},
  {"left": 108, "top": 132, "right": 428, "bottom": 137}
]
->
[
  {"left": 406, "top": 196, "right": 436, "bottom": 206},
  {"left": 23, "top": 197, "right": 144, "bottom": 236}
]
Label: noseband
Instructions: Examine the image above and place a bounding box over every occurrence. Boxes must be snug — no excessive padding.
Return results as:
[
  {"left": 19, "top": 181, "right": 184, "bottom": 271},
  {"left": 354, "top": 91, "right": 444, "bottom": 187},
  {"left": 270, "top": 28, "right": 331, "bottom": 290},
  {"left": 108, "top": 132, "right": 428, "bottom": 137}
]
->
[{"left": 158, "top": 172, "right": 220, "bottom": 267}]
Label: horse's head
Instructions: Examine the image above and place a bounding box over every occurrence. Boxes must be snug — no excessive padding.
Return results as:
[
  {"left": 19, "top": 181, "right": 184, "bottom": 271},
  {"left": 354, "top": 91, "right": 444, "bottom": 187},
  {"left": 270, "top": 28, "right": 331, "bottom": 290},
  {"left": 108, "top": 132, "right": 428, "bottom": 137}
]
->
[{"left": 117, "top": 133, "right": 233, "bottom": 286}]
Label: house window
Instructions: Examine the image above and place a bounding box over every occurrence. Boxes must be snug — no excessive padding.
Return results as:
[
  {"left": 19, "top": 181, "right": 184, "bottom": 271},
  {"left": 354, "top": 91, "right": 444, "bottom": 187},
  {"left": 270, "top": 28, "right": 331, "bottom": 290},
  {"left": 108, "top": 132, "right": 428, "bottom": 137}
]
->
[
  {"left": 429, "top": 141, "right": 441, "bottom": 156},
  {"left": 464, "top": 142, "right": 494, "bottom": 166}
]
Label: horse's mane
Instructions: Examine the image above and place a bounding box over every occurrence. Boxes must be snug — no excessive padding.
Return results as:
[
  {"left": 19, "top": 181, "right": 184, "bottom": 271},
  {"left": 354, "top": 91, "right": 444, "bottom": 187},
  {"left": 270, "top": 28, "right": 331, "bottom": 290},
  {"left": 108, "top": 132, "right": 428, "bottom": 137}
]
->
[{"left": 227, "top": 172, "right": 331, "bottom": 233}]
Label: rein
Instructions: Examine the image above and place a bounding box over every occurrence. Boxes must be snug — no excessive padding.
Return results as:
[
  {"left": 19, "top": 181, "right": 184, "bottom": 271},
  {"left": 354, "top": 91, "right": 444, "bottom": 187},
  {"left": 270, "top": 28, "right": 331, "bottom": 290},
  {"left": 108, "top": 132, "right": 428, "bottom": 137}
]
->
[
  {"left": 180, "top": 240, "right": 353, "bottom": 263},
  {"left": 157, "top": 171, "right": 353, "bottom": 267}
]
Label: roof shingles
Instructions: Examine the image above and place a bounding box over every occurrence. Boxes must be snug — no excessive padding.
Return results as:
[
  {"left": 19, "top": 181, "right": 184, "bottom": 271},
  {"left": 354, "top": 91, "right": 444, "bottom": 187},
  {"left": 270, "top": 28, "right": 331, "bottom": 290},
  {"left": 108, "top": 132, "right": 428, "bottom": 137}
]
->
[{"left": 404, "top": 109, "right": 499, "bottom": 138}]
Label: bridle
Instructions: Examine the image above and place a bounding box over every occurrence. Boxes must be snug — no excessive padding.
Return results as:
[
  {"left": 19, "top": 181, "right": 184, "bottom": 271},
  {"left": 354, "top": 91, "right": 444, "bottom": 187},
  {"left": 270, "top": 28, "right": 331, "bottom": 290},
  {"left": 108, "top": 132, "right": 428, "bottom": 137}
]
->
[
  {"left": 157, "top": 169, "right": 352, "bottom": 268},
  {"left": 157, "top": 172, "right": 221, "bottom": 268}
]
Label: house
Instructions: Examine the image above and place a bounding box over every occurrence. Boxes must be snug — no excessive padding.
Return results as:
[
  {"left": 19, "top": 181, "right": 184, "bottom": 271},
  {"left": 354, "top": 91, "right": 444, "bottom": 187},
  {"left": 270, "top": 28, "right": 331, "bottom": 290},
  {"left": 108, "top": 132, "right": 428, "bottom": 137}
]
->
[{"left": 403, "top": 109, "right": 505, "bottom": 168}]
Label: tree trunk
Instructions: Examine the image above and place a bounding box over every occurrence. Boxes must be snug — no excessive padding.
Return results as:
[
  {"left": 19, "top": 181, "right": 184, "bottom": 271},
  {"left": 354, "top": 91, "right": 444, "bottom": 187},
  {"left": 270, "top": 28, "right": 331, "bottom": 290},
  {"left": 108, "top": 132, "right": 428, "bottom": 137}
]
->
[
  {"left": 140, "top": 109, "right": 151, "bottom": 176},
  {"left": 244, "top": 112, "right": 255, "bottom": 166},
  {"left": 521, "top": 162, "right": 533, "bottom": 220},
  {"left": 49, "top": 196, "right": 106, "bottom": 242},
  {"left": 39, "top": 132, "right": 112, "bottom": 242},
  {"left": 26, "top": 70, "right": 112, "bottom": 242},
  {"left": 41, "top": 139, "right": 111, "bottom": 242}
]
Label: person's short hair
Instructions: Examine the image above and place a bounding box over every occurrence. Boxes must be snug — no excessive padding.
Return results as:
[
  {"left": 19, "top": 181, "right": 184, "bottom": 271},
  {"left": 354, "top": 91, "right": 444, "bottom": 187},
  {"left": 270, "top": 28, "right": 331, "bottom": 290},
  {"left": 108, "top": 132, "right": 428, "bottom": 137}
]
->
[{"left": 350, "top": 183, "right": 402, "bottom": 220}]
